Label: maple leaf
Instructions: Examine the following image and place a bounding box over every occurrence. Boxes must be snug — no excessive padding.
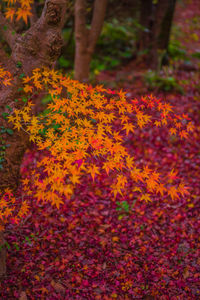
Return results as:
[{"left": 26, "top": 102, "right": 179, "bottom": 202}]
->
[
  {"left": 5, "top": 7, "right": 15, "bottom": 22},
  {"left": 146, "top": 177, "right": 158, "bottom": 192},
  {"left": 179, "top": 130, "right": 188, "bottom": 139},
  {"left": 156, "top": 184, "right": 167, "bottom": 196},
  {"left": 126, "top": 155, "right": 135, "bottom": 169},
  {"left": 168, "top": 186, "right": 180, "bottom": 201},
  {"left": 186, "top": 122, "right": 194, "bottom": 132},
  {"left": 169, "top": 127, "right": 177, "bottom": 135},
  {"left": 16, "top": 7, "right": 32, "bottom": 24},
  {"left": 122, "top": 122, "right": 135, "bottom": 135},
  {"left": 141, "top": 193, "right": 151, "bottom": 203},
  {"left": 102, "top": 160, "right": 114, "bottom": 175},
  {"left": 116, "top": 174, "right": 127, "bottom": 189},
  {"left": 142, "top": 165, "right": 151, "bottom": 178},
  {"left": 87, "top": 164, "right": 100, "bottom": 181},
  {"left": 154, "top": 121, "right": 161, "bottom": 127},
  {"left": 168, "top": 168, "right": 179, "bottom": 183},
  {"left": 47, "top": 191, "right": 64, "bottom": 209},
  {"left": 2, "top": 77, "right": 12, "bottom": 86},
  {"left": 178, "top": 183, "right": 190, "bottom": 197},
  {"left": 23, "top": 84, "right": 33, "bottom": 93}
]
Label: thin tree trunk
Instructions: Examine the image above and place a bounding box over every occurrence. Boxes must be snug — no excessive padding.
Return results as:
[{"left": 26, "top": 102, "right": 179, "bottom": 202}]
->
[
  {"left": 74, "top": 0, "right": 107, "bottom": 82},
  {"left": 137, "top": 0, "right": 153, "bottom": 52},
  {"left": 157, "top": 0, "right": 177, "bottom": 51},
  {"left": 150, "top": 0, "right": 177, "bottom": 69},
  {"left": 74, "top": 51, "right": 92, "bottom": 83},
  {"left": 0, "top": 0, "right": 69, "bottom": 277}
]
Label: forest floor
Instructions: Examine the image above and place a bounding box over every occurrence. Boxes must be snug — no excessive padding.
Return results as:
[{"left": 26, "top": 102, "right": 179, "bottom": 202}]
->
[{"left": 0, "top": 0, "right": 200, "bottom": 299}]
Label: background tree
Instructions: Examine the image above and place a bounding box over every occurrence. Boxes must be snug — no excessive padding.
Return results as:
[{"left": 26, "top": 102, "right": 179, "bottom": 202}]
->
[
  {"left": 74, "top": 0, "right": 108, "bottom": 82},
  {"left": 137, "top": 0, "right": 177, "bottom": 69}
]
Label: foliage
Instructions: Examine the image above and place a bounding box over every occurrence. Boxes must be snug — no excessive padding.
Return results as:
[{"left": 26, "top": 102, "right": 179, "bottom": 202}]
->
[
  {"left": 168, "top": 40, "right": 188, "bottom": 61},
  {"left": 58, "top": 18, "right": 138, "bottom": 78},
  {"left": 92, "top": 18, "right": 136, "bottom": 74},
  {"left": 2, "top": 0, "right": 33, "bottom": 24},
  {"left": 0, "top": 65, "right": 193, "bottom": 230},
  {"left": 144, "top": 69, "right": 184, "bottom": 93}
]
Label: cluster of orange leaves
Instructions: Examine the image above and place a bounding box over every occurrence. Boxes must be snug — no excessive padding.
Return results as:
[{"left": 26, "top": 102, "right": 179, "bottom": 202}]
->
[
  {"left": 0, "top": 66, "right": 192, "bottom": 228},
  {"left": 2, "top": 0, "right": 33, "bottom": 24},
  {"left": 0, "top": 66, "right": 13, "bottom": 86}
]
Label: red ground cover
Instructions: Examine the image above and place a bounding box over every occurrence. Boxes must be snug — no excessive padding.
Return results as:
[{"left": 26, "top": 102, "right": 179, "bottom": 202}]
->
[{"left": 0, "top": 0, "right": 199, "bottom": 298}]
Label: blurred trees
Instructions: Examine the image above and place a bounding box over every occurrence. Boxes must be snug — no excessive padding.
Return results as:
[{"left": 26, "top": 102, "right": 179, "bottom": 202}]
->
[{"left": 137, "top": 0, "right": 177, "bottom": 68}]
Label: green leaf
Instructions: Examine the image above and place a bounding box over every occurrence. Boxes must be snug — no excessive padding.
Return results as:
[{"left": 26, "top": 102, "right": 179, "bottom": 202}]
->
[
  {"left": 25, "top": 236, "right": 32, "bottom": 245},
  {"left": 22, "top": 97, "right": 27, "bottom": 103},
  {"left": 6, "top": 105, "right": 12, "bottom": 111},
  {"left": 16, "top": 61, "right": 22, "bottom": 68},
  {"left": 1, "top": 112, "right": 9, "bottom": 119},
  {"left": 122, "top": 201, "right": 129, "bottom": 212},
  {"left": 13, "top": 243, "right": 20, "bottom": 251},
  {"left": 6, "top": 129, "right": 13, "bottom": 135},
  {"left": 3, "top": 25, "right": 7, "bottom": 31},
  {"left": 19, "top": 73, "right": 25, "bottom": 78},
  {"left": 5, "top": 241, "right": 10, "bottom": 250}
]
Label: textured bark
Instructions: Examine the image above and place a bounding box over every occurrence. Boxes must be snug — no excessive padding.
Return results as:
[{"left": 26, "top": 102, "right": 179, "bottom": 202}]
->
[
  {"left": 0, "top": 0, "right": 69, "bottom": 277},
  {"left": 74, "top": 0, "right": 108, "bottom": 82}
]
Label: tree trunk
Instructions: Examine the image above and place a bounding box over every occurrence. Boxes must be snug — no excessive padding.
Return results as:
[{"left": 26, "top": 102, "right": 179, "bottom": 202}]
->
[
  {"left": 150, "top": 0, "right": 177, "bottom": 69},
  {"left": 137, "top": 0, "right": 177, "bottom": 69},
  {"left": 0, "top": 0, "right": 69, "bottom": 277},
  {"left": 74, "top": 0, "right": 107, "bottom": 82},
  {"left": 157, "top": 0, "right": 177, "bottom": 51},
  {"left": 74, "top": 50, "right": 92, "bottom": 83},
  {"left": 137, "top": 0, "right": 153, "bottom": 52}
]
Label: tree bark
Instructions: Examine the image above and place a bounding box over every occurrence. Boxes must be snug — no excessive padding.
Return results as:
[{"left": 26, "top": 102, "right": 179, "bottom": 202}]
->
[
  {"left": 74, "top": 0, "right": 108, "bottom": 82},
  {"left": 150, "top": 0, "right": 177, "bottom": 69},
  {"left": 0, "top": 0, "right": 69, "bottom": 277},
  {"left": 137, "top": 0, "right": 153, "bottom": 52},
  {"left": 137, "top": 0, "right": 177, "bottom": 69}
]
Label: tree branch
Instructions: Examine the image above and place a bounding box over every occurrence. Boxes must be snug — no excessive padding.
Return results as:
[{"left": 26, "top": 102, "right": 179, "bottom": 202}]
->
[
  {"left": 11, "top": 0, "right": 69, "bottom": 74},
  {"left": 88, "top": 0, "right": 108, "bottom": 53}
]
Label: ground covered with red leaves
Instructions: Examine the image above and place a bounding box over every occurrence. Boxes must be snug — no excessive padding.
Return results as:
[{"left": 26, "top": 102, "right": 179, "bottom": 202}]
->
[{"left": 0, "top": 0, "right": 200, "bottom": 299}]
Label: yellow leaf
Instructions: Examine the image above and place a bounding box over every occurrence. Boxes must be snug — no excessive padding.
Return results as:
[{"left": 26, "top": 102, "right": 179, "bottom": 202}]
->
[
  {"left": 87, "top": 164, "right": 100, "bottom": 181},
  {"left": 141, "top": 193, "right": 151, "bottom": 203}
]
